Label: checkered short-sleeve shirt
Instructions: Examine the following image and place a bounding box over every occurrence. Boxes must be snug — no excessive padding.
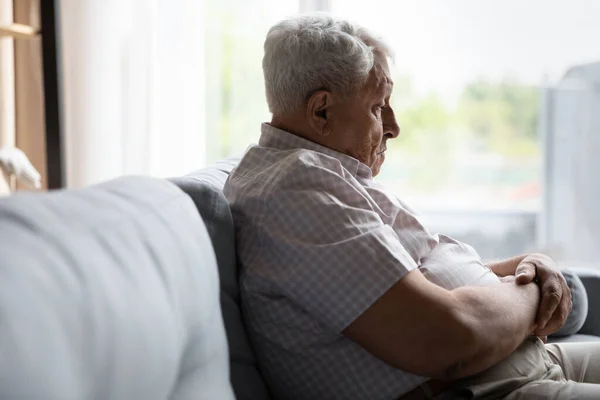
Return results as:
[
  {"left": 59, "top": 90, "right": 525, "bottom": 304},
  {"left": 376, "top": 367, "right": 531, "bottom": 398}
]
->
[{"left": 224, "top": 123, "right": 498, "bottom": 400}]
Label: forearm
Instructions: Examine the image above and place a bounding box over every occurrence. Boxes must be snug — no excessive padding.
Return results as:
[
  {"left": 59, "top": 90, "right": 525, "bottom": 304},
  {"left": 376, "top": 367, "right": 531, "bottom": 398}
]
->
[
  {"left": 487, "top": 254, "right": 528, "bottom": 277},
  {"left": 443, "top": 281, "right": 540, "bottom": 379}
]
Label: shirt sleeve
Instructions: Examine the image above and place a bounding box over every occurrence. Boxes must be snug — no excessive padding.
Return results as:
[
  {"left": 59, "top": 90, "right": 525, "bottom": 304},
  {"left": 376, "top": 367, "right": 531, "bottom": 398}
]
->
[{"left": 257, "top": 160, "right": 418, "bottom": 333}]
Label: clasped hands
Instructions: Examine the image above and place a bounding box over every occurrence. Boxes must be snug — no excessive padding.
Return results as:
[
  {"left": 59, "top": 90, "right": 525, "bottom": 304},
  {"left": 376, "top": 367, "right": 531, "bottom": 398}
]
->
[{"left": 503, "top": 254, "right": 573, "bottom": 339}]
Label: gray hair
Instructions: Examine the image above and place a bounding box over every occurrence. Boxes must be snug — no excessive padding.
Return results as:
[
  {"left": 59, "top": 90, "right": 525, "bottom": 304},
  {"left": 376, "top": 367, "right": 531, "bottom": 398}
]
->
[{"left": 263, "top": 13, "right": 394, "bottom": 116}]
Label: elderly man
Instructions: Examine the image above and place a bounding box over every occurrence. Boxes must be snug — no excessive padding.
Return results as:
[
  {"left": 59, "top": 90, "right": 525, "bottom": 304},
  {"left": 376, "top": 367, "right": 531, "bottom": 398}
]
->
[{"left": 224, "top": 14, "right": 600, "bottom": 400}]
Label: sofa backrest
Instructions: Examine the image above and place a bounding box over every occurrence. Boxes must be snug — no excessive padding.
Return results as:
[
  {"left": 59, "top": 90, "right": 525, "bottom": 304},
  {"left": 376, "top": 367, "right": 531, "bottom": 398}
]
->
[
  {"left": 0, "top": 176, "right": 234, "bottom": 400},
  {"left": 170, "top": 158, "right": 272, "bottom": 400}
]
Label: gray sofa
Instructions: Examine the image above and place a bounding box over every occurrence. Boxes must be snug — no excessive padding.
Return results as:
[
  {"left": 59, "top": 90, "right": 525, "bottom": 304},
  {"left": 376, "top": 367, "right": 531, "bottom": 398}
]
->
[{"left": 1, "top": 160, "right": 600, "bottom": 400}]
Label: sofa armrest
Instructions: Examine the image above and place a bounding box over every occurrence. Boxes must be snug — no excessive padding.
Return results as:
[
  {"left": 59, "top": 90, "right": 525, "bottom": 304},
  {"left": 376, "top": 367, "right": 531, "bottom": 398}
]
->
[{"left": 566, "top": 267, "right": 600, "bottom": 336}]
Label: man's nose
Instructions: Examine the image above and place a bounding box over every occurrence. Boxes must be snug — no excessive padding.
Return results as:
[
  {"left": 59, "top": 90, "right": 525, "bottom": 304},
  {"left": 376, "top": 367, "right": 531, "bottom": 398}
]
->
[{"left": 383, "top": 108, "right": 400, "bottom": 139}]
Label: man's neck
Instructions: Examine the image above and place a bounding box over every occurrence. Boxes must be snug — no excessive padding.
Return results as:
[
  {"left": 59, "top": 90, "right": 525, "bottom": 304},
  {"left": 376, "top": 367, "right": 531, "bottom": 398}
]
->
[{"left": 270, "top": 114, "right": 322, "bottom": 146}]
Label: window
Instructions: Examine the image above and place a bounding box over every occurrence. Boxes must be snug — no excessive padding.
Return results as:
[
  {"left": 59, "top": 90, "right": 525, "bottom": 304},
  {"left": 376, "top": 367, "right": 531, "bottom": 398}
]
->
[
  {"left": 334, "top": 0, "right": 600, "bottom": 262},
  {"left": 204, "top": 0, "right": 300, "bottom": 162},
  {"left": 205, "top": 0, "right": 600, "bottom": 264}
]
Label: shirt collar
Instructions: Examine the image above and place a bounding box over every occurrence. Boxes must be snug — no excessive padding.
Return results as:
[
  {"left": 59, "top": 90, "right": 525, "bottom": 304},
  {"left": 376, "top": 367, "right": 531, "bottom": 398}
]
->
[{"left": 258, "top": 123, "right": 373, "bottom": 179}]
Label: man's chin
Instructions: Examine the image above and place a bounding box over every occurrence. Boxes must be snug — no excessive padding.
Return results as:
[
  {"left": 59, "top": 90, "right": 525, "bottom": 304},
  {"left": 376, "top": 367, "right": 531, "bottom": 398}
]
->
[{"left": 372, "top": 153, "right": 385, "bottom": 176}]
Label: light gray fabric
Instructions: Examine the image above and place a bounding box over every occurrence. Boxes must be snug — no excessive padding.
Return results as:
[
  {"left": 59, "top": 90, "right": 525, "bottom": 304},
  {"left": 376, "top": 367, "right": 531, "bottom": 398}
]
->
[
  {"left": 550, "top": 269, "right": 589, "bottom": 337},
  {"left": 564, "top": 267, "right": 600, "bottom": 337},
  {"left": 0, "top": 176, "right": 234, "bottom": 400},
  {"left": 177, "top": 157, "right": 600, "bottom": 400},
  {"left": 170, "top": 157, "right": 273, "bottom": 400},
  {"left": 548, "top": 334, "right": 600, "bottom": 343}
]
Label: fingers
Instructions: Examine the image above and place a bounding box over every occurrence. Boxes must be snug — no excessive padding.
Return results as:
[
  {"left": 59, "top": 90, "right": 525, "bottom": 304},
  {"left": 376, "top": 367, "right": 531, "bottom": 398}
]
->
[
  {"left": 534, "top": 280, "right": 572, "bottom": 336},
  {"left": 535, "top": 304, "right": 569, "bottom": 337},
  {"left": 559, "top": 279, "right": 573, "bottom": 324},
  {"left": 552, "top": 284, "right": 572, "bottom": 331},
  {"left": 538, "top": 266, "right": 573, "bottom": 329},
  {"left": 536, "top": 279, "right": 562, "bottom": 330},
  {"left": 533, "top": 260, "right": 557, "bottom": 326},
  {"left": 515, "top": 261, "right": 536, "bottom": 284},
  {"left": 519, "top": 254, "right": 572, "bottom": 337}
]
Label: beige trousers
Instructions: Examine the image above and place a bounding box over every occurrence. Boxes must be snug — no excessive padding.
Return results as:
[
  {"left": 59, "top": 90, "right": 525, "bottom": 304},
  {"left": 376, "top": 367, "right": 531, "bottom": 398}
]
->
[{"left": 438, "top": 337, "right": 600, "bottom": 400}]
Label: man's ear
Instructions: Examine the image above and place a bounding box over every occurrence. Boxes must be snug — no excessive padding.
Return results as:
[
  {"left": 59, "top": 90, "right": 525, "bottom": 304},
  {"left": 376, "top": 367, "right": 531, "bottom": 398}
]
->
[{"left": 306, "top": 90, "right": 333, "bottom": 137}]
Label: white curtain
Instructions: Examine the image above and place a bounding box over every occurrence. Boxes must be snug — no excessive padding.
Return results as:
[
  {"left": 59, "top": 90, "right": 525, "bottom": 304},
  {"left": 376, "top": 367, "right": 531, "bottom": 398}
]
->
[
  {"left": 58, "top": 0, "right": 205, "bottom": 188},
  {"left": 0, "top": 0, "right": 15, "bottom": 149},
  {"left": 542, "top": 65, "right": 600, "bottom": 265}
]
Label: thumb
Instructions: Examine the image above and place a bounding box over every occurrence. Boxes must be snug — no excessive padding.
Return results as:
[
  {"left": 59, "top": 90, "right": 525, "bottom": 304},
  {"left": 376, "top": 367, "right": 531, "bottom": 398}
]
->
[{"left": 515, "top": 261, "right": 536, "bottom": 284}]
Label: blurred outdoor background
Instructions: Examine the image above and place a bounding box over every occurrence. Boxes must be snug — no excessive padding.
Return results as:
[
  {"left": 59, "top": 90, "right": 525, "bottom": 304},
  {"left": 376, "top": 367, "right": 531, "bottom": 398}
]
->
[
  {"left": 201, "top": 0, "right": 600, "bottom": 262},
  {"left": 9, "top": 0, "right": 594, "bottom": 265}
]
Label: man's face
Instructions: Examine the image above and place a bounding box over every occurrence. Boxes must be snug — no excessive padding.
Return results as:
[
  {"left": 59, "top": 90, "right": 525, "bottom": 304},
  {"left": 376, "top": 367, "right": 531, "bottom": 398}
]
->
[{"left": 327, "top": 59, "right": 400, "bottom": 176}]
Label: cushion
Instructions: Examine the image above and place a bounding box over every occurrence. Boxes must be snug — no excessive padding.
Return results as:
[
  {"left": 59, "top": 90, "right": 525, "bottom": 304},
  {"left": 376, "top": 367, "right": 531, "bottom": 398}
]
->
[
  {"left": 563, "top": 266, "right": 600, "bottom": 337},
  {"left": 0, "top": 176, "right": 234, "bottom": 400},
  {"left": 550, "top": 269, "right": 589, "bottom": 337},
  {"left": 170, "top": 157, "right": 272, "bottom": 400},
  {"left": 548, "top": 333, "right": 600, "bottom": 344}
]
